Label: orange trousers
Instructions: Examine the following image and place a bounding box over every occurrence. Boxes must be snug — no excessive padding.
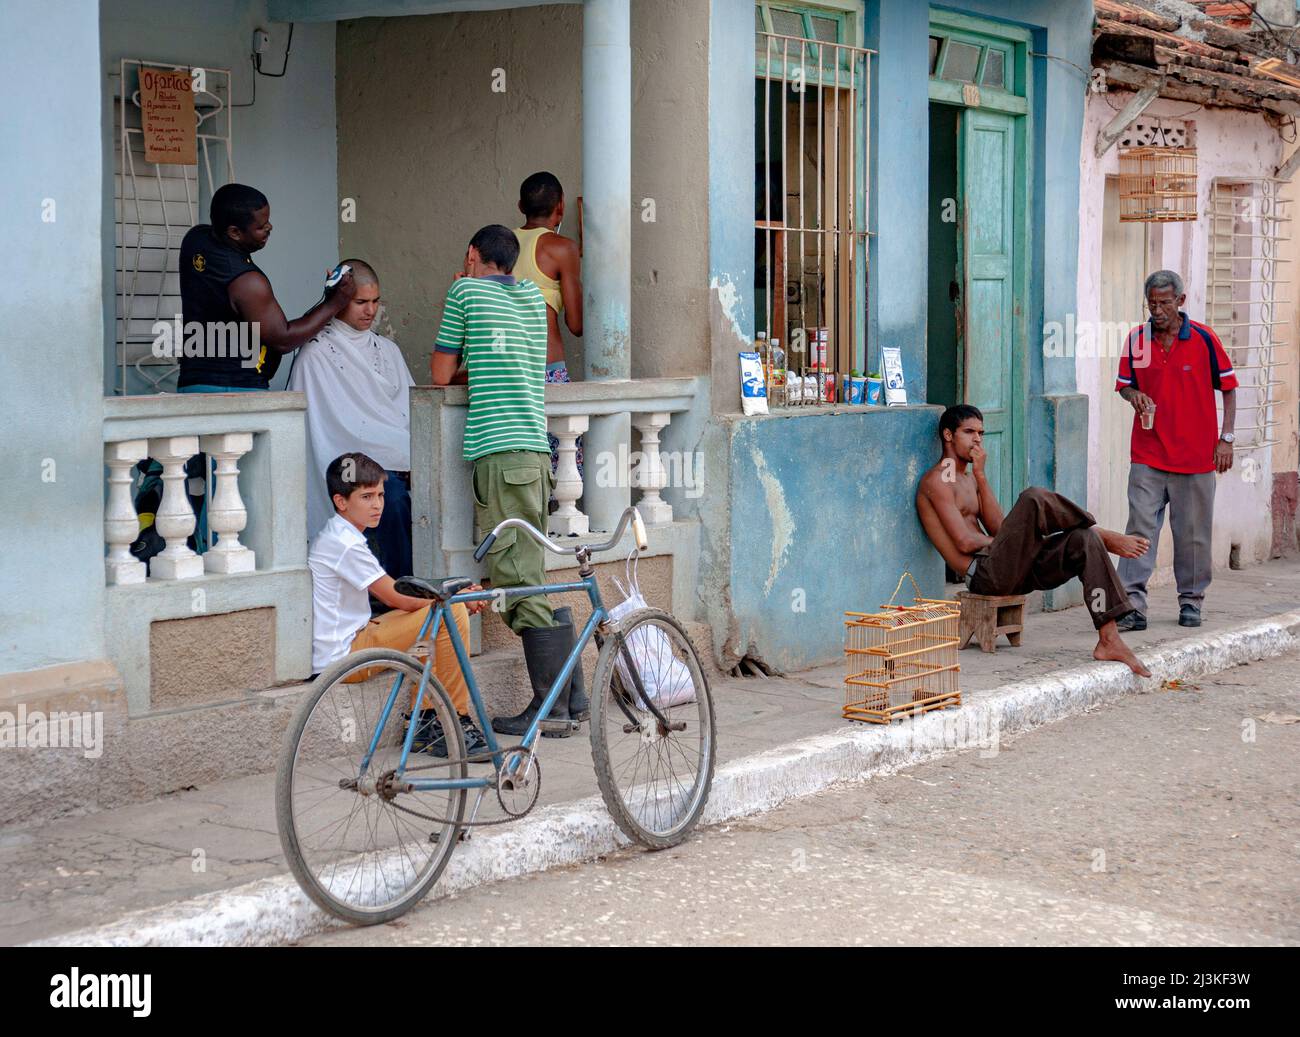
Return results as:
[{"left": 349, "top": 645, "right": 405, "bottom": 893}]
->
[{"left": 345, "top": 603, "right": 471, "bottom": 715}]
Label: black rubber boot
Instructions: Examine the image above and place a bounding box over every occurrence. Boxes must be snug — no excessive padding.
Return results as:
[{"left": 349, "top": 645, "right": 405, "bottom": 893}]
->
[
  {"left": 492, "top": 622, "right": 574, "bottom": 738},
  {"left": 553, "top": 607, "right": 589, "bottom": 723}
]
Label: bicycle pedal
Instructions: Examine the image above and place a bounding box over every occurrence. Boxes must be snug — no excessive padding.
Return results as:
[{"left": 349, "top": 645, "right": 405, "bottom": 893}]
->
[{"left": 539, "top": 718, "right": 579, "bottom": 737}]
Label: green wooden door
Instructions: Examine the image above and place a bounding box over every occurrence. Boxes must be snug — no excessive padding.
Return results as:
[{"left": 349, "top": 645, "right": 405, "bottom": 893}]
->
[{"left": 957, "top": 107, "right": 1017, "bottom": 510}]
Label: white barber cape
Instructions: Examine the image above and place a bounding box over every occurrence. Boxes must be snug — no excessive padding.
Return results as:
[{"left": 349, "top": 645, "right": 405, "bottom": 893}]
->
[{"left": 289, "top": 318, "right": 416, "bottom": 538}]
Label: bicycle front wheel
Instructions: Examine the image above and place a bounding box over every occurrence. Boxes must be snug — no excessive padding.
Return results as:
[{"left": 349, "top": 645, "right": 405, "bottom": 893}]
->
[
  {"left": 590, "top": 609, "right": 716, "bottom": 849},
  {"left": 276, "top": 648, "right": 467, "bottom": 925}
]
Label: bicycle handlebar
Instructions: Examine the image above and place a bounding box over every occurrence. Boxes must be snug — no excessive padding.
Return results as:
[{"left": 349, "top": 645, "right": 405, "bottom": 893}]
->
[{"left": 473, "top": 506, "right": 648, "bottom": 563}]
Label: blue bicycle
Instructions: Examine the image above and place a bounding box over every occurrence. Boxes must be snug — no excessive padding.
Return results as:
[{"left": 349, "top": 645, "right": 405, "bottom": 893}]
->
[{"left": 276, "top": 506, "right": 716, "bottom": 924}]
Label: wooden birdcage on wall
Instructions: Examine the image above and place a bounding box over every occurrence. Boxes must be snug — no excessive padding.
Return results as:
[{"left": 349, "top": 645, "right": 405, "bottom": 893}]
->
[
  {"left": 1118, "top": 145, "right": 1198, "bottom": 222},
  {"left": 844, "top": 591, "right": 961, "bottom": 725}
]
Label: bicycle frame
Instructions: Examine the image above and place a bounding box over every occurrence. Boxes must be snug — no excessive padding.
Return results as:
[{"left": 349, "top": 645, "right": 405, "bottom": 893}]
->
[{"left": 358, "top": 576, "right": 607, "bottom": 792}]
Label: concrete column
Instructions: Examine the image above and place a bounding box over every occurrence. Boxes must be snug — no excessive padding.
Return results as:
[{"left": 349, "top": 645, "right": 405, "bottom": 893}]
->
[
  {"left": 1, "top": 0, "right": 107, "bottom": 672},
  {"left": 581, "top": 0, "right": 633, "bottom": 532},
  {"left": 582, "top": 0, "right": 632, "bottom": 381},
  {"left": 582, "top": 415, "right": 631, "bottom": 533}
]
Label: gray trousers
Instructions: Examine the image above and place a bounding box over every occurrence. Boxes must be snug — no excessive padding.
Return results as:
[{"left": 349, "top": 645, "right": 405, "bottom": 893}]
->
[{"left": 1118, "top": 463, "right": 1216, "bottom": 614}]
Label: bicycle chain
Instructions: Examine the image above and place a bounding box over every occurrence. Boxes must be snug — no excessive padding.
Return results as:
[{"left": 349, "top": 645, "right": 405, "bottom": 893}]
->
[{"left": 378, "top": 754, "right": 538, "bottom": 829}]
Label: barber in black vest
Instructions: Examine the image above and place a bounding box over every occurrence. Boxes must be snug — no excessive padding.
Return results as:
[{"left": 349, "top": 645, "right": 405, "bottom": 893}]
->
[
  {"left": 133, "top": 184, "right": 359, "bottom": 567},
  {"left": 178, "top": 183, "right": 355, "bottom": 392}
]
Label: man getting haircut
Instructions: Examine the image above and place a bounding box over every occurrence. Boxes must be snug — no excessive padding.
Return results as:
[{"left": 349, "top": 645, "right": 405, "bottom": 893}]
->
[{"left": 290, "top": 259, "right": 417, "bottom": 586}]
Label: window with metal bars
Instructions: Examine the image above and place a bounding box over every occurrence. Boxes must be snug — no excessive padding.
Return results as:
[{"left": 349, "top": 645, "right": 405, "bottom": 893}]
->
[
  {"left": 754, "top": 2, "right": 872, "bottom": 406},
  {"left": 1205, "top": 178, "right": 1291, "bottom": 453}
]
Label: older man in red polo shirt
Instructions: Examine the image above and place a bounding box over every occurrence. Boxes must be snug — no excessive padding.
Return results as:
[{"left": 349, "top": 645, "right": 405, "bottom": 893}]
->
[{"left": 1114, "top": 270, "right": 1238, "bottom": 631}]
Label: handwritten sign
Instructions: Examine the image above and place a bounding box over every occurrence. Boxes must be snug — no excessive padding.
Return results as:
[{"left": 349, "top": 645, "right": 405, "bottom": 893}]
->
[{"left": 140, "top": 67, "right": 196, "bottom": 165}]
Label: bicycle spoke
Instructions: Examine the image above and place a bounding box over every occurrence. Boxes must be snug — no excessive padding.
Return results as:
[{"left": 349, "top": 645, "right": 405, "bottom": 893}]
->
[
  {"left": 280, "top": 653, "right": 466, "bottom": 921},
  {"left": 592, "top": 610, "right": 714, "bottom": 847}
]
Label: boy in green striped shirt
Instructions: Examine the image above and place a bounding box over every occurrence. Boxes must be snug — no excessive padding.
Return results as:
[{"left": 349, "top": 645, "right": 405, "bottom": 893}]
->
[{"left": 431, "top": 225, "right": 587, "bottom": 736}]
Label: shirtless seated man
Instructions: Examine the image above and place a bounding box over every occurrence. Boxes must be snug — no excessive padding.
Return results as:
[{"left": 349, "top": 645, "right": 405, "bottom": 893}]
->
[{"left": 916, "top": 404, "right": 1152, "bottom": 676}]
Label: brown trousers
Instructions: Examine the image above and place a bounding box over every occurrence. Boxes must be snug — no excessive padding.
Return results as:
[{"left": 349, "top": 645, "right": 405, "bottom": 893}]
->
[
  {"left": 345, "top": 603, "right": 472, "bottom": 715},
  {"left": 968, "top": 488, "right": 1133, "bottom": 630}
]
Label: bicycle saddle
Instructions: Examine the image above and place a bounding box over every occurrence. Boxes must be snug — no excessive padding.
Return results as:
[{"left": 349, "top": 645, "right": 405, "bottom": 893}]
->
[{"left": 394, "top": 576, "right": 474, "bottom": 601}]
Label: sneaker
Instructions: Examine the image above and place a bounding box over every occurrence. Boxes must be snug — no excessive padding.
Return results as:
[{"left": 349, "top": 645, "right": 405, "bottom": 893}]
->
[
  {"left": 458, "top": 714, "right": 489, "bottom": 758},
  {"left": 1116, "top": 611, "right": 1146, "bottom": 632},
  {"left": 406, "top": 708, "right": 444, "bottom": 755},
  {"left": 411, "top": 710, "right": 490, "bottom": 759},
  {"left": 1179, "top": 604, "right": 1202, "bottom": 628}
]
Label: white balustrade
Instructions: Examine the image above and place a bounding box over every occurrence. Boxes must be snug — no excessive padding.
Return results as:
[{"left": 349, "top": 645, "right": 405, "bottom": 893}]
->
[
  {"left": 546, "top": 410, "right": 679, "bottom": 535},
  {"left": 548, "top": 414, "right": 590, "bottom": 536},
  {"left": 631, "top": 411, "right": 673, "bottom": 526},
  {"left": 104, "top": 439, "right": 148, "bottom": 585},
  {"left": 145, "top": 435, "right": 204, "bottom": 580},
  {"left": 200, "top": 432, "right": 256, "bottom": 574},
  {"left": 104, "top": 421, "right": 269, "bottom": 585},
  {"left": 412, "top": 377, "right": 699, "bottom": 577},
  {"left": 101, "top": 392, "right": 313, "bottom": 711},
  {"left": 546, "top": 408, "right": 679, "bottom": 534}
]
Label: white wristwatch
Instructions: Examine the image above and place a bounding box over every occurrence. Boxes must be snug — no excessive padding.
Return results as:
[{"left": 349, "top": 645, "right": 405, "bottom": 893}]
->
[{"left": 1220, "top": 432, "right": 1235, "bottom": 444}]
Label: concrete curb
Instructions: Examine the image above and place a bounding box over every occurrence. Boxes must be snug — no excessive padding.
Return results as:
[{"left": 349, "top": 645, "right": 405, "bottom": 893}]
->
[{"left": 32, "top": 608, "right": 1300, "bottom": 947}]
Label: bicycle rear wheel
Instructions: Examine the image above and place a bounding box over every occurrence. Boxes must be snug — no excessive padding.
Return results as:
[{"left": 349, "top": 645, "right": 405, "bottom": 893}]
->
[
  {"left": 276, "top": 649, "right": 467, "bottom": 925},
  {"left": 590, "top": 609, "right": 716, "bottom": 849}
]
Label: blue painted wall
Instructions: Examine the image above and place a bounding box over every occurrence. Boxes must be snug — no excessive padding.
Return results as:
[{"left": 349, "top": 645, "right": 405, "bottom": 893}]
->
[
  {"left": 704, "top": 0, "right": 1094, "bottom": 667},
  {"left": 0, "top": 0, "right": 337, "bottom": 677},
  {"left": 946, "top": 0, "right": 1094, "bottom": 494},
  {"left": 100, "top": 0, "right": 338, "bottom": 396},
  {"left": 863, "top": 0, "right": 931, "bottom": 401},
  {"left": 709, "top": 0, "right": 755, "bottom": 335},
  {"left": 0, "top": 1, "right": 108, "bottom": 672},
  {"left": 865, "top": 0, "right": 1093, "bottom": 494},
  {"left": 726, "top": 407, "right": 945, "bottom": 671}
]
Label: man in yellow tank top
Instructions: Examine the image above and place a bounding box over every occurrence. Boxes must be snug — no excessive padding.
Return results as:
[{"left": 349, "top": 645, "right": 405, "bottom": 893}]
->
[
  {"left": 515, "top": 171, "right": 587, "bottom": 498},
  {"left": 514, "top": 171, "right": 584, "bottom": 380}
]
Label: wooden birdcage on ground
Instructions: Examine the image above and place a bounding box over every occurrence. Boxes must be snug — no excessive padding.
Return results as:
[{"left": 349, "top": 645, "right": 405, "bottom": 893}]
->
[
  {"left": 844, "top": 576, "right": 961, "bottom": 724},
  {"left": 1118, "top": 146, "right": 1198, "bottom": 222}
]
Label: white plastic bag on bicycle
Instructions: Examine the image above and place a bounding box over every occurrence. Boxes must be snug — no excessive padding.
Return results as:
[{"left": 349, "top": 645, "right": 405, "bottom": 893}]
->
[{"left": 608, "top": 554, "right": 696, "bottom": 710}]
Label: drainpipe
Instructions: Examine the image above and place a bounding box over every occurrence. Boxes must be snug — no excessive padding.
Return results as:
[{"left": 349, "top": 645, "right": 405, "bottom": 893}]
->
[{"left": 582, "top": 0, "right": 632, "bottom": 531}]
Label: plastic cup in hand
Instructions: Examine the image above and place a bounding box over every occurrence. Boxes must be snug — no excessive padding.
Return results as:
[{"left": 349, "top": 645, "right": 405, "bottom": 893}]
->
[{"left": 1140, "top": 403, "right": 1156, "bottom": 431}]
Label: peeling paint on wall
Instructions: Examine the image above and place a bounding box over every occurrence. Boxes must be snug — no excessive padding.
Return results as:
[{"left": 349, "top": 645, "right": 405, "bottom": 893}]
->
[
  {"left": 710, "top": 274, "right": 747, "bottom": 343},
  {"left": 749, "top": 443, "right": 795, "bottom": 596}
]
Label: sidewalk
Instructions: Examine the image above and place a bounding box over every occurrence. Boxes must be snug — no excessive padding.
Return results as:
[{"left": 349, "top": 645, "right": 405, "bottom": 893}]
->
[{"left": 7, "top": 558, "right": 1300, "bottom": 946}]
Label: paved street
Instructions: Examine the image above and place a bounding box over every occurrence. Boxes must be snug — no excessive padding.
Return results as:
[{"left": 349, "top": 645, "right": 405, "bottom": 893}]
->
[
  {"left": 300, "top": 649, "right": 1300, "bottom": 946},
  {"left": 10, "top": 561, "right": 1300, "bottom": 947}
]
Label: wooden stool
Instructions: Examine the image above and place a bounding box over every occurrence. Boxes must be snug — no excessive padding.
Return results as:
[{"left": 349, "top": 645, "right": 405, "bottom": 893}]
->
[{"left": 957, "top": 591, "right": 1025, "bottom": 653}]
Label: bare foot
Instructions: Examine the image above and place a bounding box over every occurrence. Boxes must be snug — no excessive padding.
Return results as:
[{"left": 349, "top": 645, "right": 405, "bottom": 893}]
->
[
  {"left": 1093, "top": 625, "right": 1151, "bottom": 677},
  {"left": 1099, "top": 528, "right": 1149, "bottom": 559}
]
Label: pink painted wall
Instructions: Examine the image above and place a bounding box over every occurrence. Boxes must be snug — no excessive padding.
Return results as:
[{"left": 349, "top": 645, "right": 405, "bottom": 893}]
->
[{"left": 1075, "top": 91, "right": 1288, "bottom": 583}]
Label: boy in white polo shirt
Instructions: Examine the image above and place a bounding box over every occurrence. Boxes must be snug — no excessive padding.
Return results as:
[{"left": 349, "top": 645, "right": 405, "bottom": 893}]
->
[{"left": 309, "top": 451, "right": 487, "bottom": 757}]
